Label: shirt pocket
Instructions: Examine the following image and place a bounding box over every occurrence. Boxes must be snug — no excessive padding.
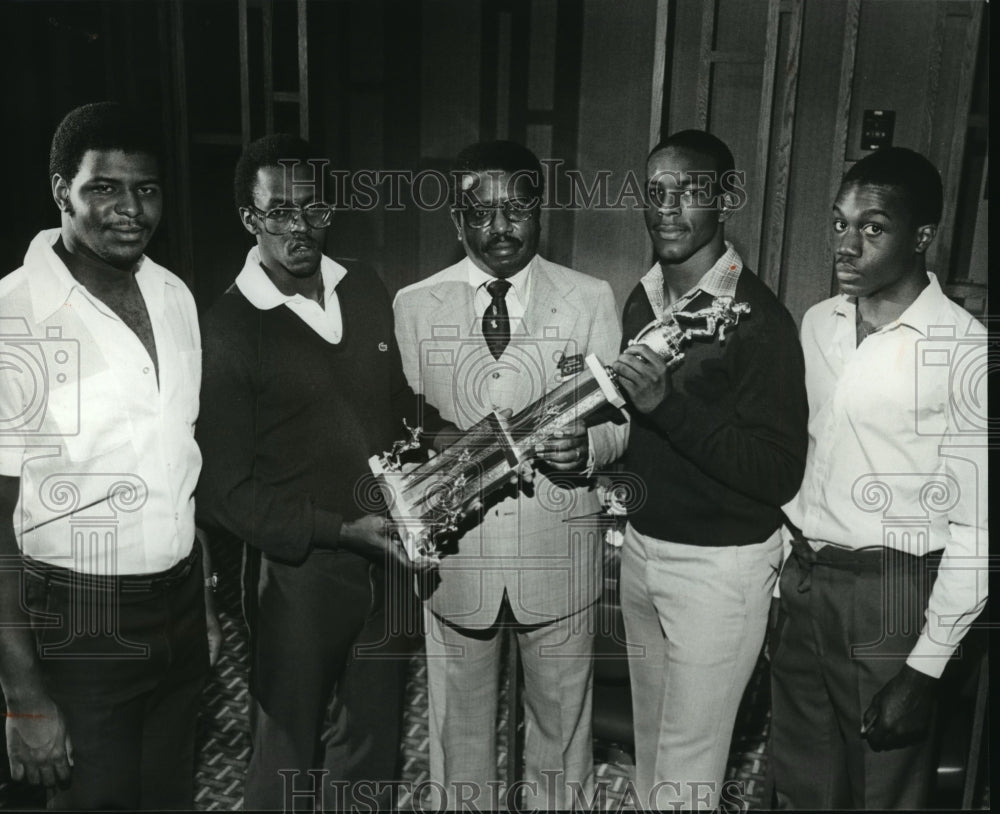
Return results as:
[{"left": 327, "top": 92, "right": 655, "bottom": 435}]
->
[{"left": 45, "top": 369, "right": 133, "bottom": 463}]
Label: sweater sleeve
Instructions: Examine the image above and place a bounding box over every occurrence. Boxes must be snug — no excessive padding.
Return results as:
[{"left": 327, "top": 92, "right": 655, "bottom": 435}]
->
[
  {"left": 195, "top": 313, "right": 337, "bottom": 564},
  {"left": 642, "top": 309, "right": 809, "bottom": 507}
]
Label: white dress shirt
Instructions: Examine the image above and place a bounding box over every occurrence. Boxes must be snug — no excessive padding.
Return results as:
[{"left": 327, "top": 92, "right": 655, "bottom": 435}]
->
[
  {"left": 467, "top": 256, "right": 535, "bottom": 407},
  {"left": 468, "top": 256, "right": 533, "bottom": 322},
  {"left": 0, "top": 230, "right": 202, "bottom": 574},
  {"left": 784, "top": 273, "right": 988, "bottom": 677},
  {"left": 235, "top": 247, "right": 348, "bottom": 343}
]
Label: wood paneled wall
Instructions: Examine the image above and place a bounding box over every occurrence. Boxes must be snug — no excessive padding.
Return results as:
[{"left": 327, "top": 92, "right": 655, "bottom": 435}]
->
[
  {"left": 571, "top": 0, "right": 662, "bottom": 310},
  {"left": 2, "top": 0, "right": 987, "bottom": 327},
  {"left": 661, "top": 0, "right": 986, "bottom": 323}
]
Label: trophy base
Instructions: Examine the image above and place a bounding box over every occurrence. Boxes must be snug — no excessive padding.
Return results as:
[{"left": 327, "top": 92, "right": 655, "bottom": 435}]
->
[{"left": 367, "top": 457, "right": 440, "bottom": 562}]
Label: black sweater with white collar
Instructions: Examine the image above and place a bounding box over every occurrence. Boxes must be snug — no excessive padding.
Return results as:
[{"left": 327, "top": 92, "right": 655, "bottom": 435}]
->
[{"left": 196, "top": 262, "right": 441, "bottom": 564}]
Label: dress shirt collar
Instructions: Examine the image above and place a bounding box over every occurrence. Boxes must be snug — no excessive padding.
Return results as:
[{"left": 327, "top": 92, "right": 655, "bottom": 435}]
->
[
  {"left": 236, "top": 246, "right": 347, "bottom": 311},
  {"left": 831, "top": 272, "right": 948, "bottom": 337},
  {"left": 24, "top": 228, "right": 173, "bottom": 323},
  {"left": 640, "top": 240, "right": 743, "bottom": 317},
  {"left": 466, "top": 255, "right": 535, "bottom": 304}
]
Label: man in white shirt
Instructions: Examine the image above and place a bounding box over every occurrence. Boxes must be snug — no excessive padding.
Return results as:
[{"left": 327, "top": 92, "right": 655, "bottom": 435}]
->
[
  {"left": 773, "top": 147, "right": 989, "bottom": 809},
  {"left": 0, "top": 102, "right": 213, "bottom": 809},
  {"left": 393, "top": 140, "right": 625, "bottom": 809}
]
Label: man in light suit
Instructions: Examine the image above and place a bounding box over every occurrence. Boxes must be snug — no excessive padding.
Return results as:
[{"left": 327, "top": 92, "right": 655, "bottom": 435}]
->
[{"left": 393, "top": 140, "right": 624, "bottom": 809}]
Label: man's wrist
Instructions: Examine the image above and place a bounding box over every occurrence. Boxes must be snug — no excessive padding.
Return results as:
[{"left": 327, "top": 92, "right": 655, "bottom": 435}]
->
[
  {"left": 646, "top": 390, "right": 686, "bottom": 432},
  {"left": 3, "top": 682, "right": 51, "bottom": 712},
  {"left": 430, "top": 424, "right": 460, "bottom": 453},
  {"left": 900, "top": 662, "right": 937, "bottom": 687},
  {"left": 312, "top": 509, "right": 344, "bottom": 550}
]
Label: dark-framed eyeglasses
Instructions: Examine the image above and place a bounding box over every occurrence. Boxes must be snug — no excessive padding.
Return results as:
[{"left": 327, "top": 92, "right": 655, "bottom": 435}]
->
[
  {"left": 245, "top": 203, "right": 334, "bottom": 234},
  {"left": 457, "top": 198, "right": 540, "bottom": 229}
]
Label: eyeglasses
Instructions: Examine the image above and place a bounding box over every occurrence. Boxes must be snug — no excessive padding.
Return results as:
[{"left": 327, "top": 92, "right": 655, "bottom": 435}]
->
[
  {"left": 458, "top": 198, "right": 539, "bottom": 229},
  {"left": 246, "top": 203, "right": 334, "bottom": 234}
]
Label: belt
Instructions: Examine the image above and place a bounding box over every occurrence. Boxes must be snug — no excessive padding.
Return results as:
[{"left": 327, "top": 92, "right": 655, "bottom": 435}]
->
[
  {"left": 23, "top": 545, "right": 200, "bottom": 594},
  {"left": 788, "top": 531, "right": 940, "bottom": 594}
]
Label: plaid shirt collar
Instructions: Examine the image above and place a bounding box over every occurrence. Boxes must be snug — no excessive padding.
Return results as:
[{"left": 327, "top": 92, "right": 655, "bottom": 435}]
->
[{"left": 640, "top": 241, "right": 743, "bottom": 318}]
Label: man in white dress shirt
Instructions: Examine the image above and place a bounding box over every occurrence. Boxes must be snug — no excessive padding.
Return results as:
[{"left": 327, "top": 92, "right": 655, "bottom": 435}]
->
[
  {"left": 772, "top": 147, "right": 988, "bottom": 809},
  {"left": 0, "top": 102, "right": 213, "bottom": 809}
]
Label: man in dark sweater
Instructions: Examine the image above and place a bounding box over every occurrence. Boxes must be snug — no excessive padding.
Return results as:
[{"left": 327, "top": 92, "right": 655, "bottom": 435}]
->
[
  {"left": 196, "top": 134, "right": 444, "bottom": 811},
  {"left": 609, "top": 130, "right": 808, "bottom": 811}
]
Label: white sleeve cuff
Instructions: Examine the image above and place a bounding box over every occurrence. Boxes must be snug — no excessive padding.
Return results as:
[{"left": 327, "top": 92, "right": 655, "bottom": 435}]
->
[{"left": 905, "top": 633, "right": 957, "bottom": 679}]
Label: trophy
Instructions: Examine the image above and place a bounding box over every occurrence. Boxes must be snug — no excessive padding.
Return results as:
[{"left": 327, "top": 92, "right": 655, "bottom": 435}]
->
[{"left": 369, "top": 295, "right": 750, "bottom": 562}]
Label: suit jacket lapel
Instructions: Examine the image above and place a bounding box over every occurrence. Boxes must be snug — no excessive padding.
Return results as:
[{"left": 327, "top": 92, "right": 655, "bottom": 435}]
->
[
  {"left": 422, "top": 271, "right": 483, "bottom": 428},
  {"left": 512, "top": 259, "right": 582, "bottom": 408}
]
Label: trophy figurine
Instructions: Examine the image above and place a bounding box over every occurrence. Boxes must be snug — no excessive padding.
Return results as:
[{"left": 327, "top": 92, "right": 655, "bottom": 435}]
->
[{"left": 370, "top": 295, "right": 750, "bottom": 562}]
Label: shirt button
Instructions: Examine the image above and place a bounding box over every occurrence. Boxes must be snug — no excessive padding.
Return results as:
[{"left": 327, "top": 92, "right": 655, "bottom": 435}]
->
[{"left": 143, "top": 366, "right": 150, "bottom": 374}]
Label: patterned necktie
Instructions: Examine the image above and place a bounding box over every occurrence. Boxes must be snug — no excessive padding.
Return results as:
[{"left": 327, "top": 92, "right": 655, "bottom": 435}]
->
[{"left": 482, "top": 278, "right": 512, "bottom": 359}]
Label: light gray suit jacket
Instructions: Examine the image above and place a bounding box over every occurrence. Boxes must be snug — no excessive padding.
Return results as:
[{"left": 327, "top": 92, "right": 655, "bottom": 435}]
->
[{"left": 393, "top": 255, "right": 624, "bottom": 627}]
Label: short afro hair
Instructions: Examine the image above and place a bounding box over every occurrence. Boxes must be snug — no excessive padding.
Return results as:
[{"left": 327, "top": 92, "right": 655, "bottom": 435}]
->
[
  {"left": 49, "top": 101, "right": 162, "bottom": 182},
  {"left": 233, "top": 133, "right": 322, "bottom": 209},
  {"left": 840, "top": 147, "right": 943, "bottom": 226},
  {"left": 648, "top": 129, "right": 736, "bottom": 178},
  {"left": 452, "top": 140, "right": 544, "bottom": 206}
]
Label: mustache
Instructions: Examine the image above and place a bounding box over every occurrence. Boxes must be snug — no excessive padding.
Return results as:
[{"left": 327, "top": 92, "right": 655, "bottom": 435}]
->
[{"left": 486, "top": 235, "right": 522, "bottom": 250}]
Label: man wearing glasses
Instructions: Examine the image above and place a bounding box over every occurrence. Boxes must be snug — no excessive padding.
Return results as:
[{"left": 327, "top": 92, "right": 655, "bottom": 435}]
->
[
  {"left": 393, "top": 140, "right": 624, "bottom": 808},
  {"left": 196, "top": 133, "right": 445, "bottom": 810}
]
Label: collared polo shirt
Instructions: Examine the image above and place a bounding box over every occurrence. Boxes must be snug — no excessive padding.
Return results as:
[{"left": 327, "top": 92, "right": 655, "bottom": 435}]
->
[
  {"left": 235, "top": 246, "right": 348, "bottom": 343},
  {"left": 638, "top": 240, "right": 743, "bottom": 318}
]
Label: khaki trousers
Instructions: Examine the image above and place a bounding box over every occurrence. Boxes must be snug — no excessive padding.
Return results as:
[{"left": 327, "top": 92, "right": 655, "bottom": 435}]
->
[{"left": 620, "top": 523, "right": 781, "bottom": 811}]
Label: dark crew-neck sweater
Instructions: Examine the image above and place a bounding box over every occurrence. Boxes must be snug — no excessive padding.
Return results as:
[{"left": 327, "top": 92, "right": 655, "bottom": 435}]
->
[
  {"left": 620, "top": 268, "right": 808, "bottom": 545},
  {"left": 196, "top": 262, "right": 441, "bottom": 564}
]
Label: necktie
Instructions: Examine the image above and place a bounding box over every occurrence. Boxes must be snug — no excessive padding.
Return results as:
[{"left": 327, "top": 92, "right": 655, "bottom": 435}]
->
[{"left": 482, "top": 279, "right": 512, "bottom": 359}]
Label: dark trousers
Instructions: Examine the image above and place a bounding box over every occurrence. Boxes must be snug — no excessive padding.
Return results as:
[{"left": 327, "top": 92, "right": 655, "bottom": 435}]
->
[
  {"left": 242, "top": 548, "right": 416, "bottom": 811},
  {"left": 24, "top": 547, "right": 209, "bottom": 810},
  {"left": 770, "top": 544, "right": 940, "bottom": 809}
]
